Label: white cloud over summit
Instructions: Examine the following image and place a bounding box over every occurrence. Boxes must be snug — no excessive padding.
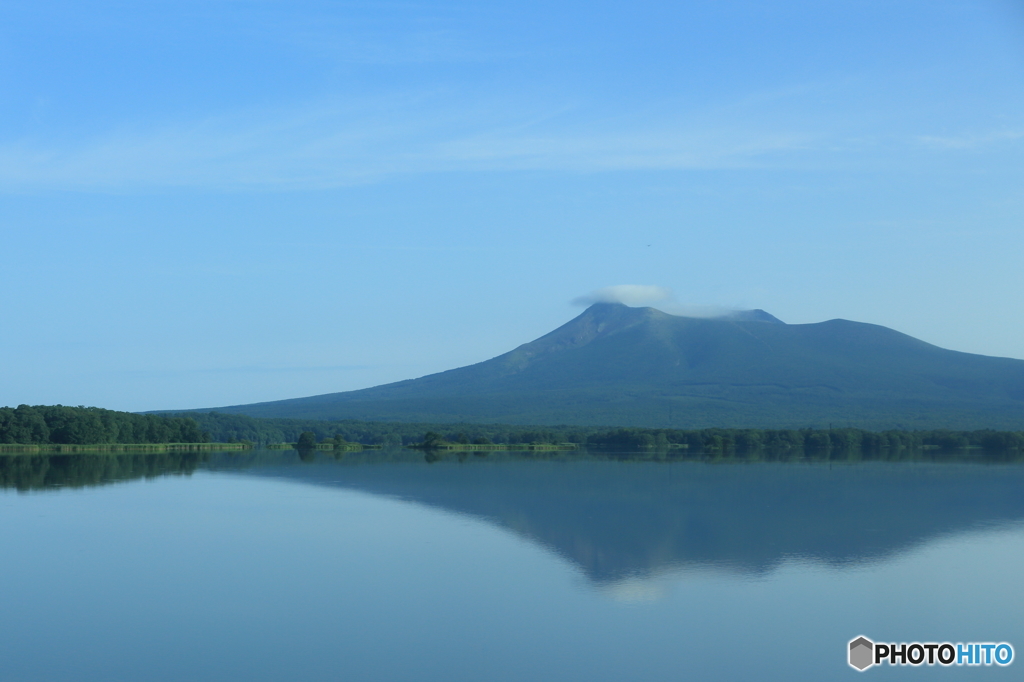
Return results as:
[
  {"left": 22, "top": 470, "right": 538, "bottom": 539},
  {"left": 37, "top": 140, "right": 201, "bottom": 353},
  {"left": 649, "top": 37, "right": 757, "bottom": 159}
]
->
[
  {"left": 572, "top": 285, "right": 673, "bottom": 307},
  {"left": 572, "top": 285, "right": 741, "bottom": 319}
]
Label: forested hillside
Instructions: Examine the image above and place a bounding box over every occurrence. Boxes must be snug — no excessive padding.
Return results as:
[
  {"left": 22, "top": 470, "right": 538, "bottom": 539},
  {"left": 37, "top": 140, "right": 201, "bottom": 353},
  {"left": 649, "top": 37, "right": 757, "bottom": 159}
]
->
[{"left": 0, "top": 405, "right": 208, "bottom": 445}]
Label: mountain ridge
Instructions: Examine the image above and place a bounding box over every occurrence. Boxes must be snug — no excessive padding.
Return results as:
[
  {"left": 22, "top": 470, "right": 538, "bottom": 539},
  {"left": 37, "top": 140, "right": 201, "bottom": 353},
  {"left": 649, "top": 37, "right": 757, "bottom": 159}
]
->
[{"left": 201, "top": 303, "right": 1024, "bottom": 429}]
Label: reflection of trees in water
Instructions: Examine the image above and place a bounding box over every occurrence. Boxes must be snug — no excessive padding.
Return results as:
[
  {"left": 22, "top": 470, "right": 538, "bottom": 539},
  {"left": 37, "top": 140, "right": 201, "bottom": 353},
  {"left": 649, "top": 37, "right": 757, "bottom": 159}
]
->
[
  {"left": 0, "top": 453, "right": 208, "bottom": 491},
  {"left": 418, "top": 446, "right": 1024, "bottom": 465}
]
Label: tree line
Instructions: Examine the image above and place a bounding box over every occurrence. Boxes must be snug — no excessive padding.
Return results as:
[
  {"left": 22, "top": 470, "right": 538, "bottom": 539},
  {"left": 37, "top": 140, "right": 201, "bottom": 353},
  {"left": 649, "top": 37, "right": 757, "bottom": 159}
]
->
[
  {"left": 0, "top": 405, "right": 208, "bottom": 445},
  {"left": 164, "top": 411, "right": 1024, "bottom": 452},
  {"left": 583, "top": 426, "right": 1024, "bottom": 452},
  {"left": 6, "top": 405, "right": 1023, "bottom": 453}
]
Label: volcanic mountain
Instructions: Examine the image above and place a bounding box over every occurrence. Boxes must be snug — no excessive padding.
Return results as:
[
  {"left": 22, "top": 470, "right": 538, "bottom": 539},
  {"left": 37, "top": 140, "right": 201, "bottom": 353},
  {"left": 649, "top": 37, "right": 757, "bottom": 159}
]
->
[{"left": 210, "top": 303, "right": 1024, "bottom": 429}]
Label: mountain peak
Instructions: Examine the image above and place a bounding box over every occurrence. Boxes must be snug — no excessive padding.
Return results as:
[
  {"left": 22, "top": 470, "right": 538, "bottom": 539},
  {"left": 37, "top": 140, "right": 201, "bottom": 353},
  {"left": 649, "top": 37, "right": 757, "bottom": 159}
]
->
[
  {"left": 585, "top": 302, "right": 783, "bottom": 324},
  {"left": 718, "top": 309, "right": 784, "bottom": 324}
]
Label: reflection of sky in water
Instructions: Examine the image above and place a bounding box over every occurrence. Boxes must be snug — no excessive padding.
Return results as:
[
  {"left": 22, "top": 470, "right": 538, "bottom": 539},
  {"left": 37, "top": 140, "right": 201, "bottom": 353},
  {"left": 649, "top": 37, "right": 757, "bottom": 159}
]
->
[
  {"left": 598, "top": 521, "right": 1024, "bottom": 606},
  {"left": 599, "top": 576, "right": 670, "bottom": 603},
  {"left": 0, "top": 456, "right": 1021, "bottom": 681}
]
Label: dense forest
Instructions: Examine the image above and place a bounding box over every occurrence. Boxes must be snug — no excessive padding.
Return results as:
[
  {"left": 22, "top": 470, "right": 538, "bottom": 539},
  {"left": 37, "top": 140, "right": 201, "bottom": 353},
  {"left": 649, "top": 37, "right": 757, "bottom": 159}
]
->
[
  {"left": 171, "top": 410, "right": 1024, "bottom": 453},
  {"left": 6, "top": 405, "right": 1022, "bottom": 453},
  {"left": 0, "top": 405, "right": 208, "bottom": 445}
]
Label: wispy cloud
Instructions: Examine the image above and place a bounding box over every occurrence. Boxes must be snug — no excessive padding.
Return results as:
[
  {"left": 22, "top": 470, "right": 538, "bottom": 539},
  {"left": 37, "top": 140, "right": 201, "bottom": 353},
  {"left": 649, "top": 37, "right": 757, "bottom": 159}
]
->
[
  {"left": 5, "top": 80, "right": 1014, "bottom": 192},
  {"left": 916, "top": 130, "right": 1024, "bottom": 150},
  {"left": 0, "top": 92, "right": 818, "bottom": 192}
]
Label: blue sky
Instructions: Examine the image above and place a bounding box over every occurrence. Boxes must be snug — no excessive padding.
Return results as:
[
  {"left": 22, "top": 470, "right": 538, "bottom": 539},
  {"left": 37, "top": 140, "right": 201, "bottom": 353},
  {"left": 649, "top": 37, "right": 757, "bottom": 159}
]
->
[{"left": 2, "top": 0, "right": 1023, "bottom": 412}]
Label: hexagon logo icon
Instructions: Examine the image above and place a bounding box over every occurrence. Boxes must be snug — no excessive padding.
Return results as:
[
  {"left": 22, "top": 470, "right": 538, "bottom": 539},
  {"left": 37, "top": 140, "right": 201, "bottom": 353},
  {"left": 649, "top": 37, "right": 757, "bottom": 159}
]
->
[{"left": 849, "top": 636, "right": 874, "bottom": 671}]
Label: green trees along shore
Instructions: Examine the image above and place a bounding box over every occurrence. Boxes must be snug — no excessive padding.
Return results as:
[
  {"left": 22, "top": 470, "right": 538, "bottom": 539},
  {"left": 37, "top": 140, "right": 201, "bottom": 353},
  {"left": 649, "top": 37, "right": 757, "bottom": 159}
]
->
[
  {"left": 168, "top": 410, "right": 1024, "bottom": 454},
  {"left": 0, "top": 405, "right": 207, "bottom": 445},
  {"left": 3, "top": 404, "right": 1024, "bottom": 457}
]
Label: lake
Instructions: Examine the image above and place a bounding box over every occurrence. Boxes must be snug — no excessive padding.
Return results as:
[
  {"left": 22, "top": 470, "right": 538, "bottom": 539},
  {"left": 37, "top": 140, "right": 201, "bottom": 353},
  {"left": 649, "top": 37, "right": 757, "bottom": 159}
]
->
[{"left": 1, "top": 449, "right": 1021, "bottom": 681}]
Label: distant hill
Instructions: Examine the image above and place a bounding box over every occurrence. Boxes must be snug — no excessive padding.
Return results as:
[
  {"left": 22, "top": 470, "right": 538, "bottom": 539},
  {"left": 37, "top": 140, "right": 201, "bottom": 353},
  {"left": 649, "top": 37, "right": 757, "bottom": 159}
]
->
[{"left": 205, "top": 303, "right": 1024, "bottom": 429}]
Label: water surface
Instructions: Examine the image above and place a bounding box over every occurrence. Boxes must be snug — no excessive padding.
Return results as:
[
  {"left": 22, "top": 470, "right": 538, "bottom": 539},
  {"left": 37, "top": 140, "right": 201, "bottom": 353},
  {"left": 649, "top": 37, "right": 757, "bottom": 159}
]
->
[{"left": 1, "top": 450, "right": 1021, "bottom": 680}]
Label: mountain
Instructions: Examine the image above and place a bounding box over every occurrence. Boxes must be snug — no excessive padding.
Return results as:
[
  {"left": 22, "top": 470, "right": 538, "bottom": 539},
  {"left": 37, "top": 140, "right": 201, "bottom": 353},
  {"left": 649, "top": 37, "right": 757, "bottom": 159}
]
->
[{"left": 208, "top": 303, "right": 1024, "bottom": 429}]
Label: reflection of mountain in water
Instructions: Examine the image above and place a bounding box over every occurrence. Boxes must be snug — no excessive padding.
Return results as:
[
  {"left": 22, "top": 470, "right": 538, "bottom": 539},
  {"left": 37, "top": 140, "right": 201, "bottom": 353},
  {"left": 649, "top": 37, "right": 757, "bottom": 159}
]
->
[
  {"left": 6, "top": 450, "right": 1024, "bottom": 584},
  {"left": 234, "top": 451, "right": 1024, "bottom": 582}
]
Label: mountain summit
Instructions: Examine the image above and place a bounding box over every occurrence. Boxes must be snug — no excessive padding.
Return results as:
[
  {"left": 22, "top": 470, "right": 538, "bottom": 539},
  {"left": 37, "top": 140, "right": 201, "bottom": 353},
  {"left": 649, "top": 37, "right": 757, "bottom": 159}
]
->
[{"left": 208, "top": 303, "right": 1024, "bottom": 429}]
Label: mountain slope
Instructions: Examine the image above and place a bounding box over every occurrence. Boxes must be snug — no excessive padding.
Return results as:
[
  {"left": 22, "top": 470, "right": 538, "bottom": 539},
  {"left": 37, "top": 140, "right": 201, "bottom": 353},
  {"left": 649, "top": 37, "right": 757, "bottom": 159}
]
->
[{"left": 208, "top": 303, "right": 1024, "bottom": 429}]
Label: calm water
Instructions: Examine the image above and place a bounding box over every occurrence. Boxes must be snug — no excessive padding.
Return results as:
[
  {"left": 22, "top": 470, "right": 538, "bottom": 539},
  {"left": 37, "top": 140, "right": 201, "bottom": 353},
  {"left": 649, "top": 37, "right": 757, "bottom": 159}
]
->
[{"left": 1, "top": 449, "right": 1022, "bottom": 681}]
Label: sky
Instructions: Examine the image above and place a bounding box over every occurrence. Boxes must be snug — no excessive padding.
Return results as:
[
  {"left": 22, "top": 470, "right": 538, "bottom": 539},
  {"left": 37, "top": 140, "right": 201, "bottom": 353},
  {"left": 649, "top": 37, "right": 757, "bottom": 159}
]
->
[{"left": 2, "top": 0, "right": 1023, "bottom": 412}]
